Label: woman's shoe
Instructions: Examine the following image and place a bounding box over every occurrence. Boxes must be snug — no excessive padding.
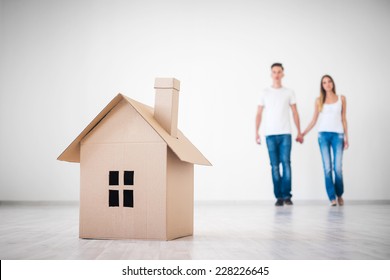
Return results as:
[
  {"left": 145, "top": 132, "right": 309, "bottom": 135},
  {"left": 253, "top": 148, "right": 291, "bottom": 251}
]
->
[
  {"left": 330, "top": 200, "right": 337, "bottom": 206},
  {"left": 337, "top": 197, "right": 344, "bottom": 206}
]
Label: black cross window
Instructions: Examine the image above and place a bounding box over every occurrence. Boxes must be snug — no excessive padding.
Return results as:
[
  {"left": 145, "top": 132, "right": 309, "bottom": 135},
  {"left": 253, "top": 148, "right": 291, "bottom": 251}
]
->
[{"left": 108, "top": 170, "right": 134, "bottom": 208}]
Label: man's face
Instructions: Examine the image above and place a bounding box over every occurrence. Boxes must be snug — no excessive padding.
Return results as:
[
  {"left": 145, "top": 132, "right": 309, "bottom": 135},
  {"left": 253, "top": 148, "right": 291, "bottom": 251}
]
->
[{"left": 271, "top": 66, "right": 284, "bottom": 82}]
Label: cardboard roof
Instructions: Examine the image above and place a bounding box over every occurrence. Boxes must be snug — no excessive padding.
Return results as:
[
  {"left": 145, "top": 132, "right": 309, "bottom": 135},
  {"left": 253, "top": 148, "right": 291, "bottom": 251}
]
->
[{"left": 57, "top": 93, "right": 211, "bottom": 166}]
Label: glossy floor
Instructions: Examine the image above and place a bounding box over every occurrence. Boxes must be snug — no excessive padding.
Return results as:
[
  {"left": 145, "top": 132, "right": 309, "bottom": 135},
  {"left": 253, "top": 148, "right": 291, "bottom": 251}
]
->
[{"left": 0, "top": 201, "right": 389, "bottom": 259}]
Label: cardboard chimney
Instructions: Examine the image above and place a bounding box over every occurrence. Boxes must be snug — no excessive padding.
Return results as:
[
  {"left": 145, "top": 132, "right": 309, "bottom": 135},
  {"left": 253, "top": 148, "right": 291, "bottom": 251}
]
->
[
  {"left": 57, "top": 78, "right": 211, "bottom": 240},
  {"left": 154, "top": 78, "right": 180, "bottom": 138}
]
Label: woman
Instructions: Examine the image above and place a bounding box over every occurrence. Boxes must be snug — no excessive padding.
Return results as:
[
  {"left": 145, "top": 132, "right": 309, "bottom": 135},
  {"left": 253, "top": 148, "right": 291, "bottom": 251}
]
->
[{"left": 301, "top": 75, "right": 349, "bottom": 206}]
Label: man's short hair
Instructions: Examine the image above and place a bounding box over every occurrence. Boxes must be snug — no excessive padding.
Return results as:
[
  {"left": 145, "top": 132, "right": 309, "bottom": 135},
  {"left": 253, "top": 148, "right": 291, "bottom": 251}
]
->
[{"left": 271, "top": 63, "right": 284, "bottom": 70}]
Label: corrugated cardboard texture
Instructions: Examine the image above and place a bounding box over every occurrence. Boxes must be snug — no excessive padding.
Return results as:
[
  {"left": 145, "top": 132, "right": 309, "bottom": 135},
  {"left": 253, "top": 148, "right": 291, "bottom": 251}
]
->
[
  {"left": 154, "top": 88, "right": 179, "bottom": 138},
  {"left": 57, "top": 94, "right": 123, "bottom": 162},
  {"left": 121, "top": 95, "right": 210, "bottom": 166},
  {"left": 58, "top": 80, "right": 211, "bottom": 241},
  {"left": 154, "top": 77, "right": 180, "bottom": 90},
  {"left": 58, "top": 93, "right": 211, "bottom": 166},
  {"left": 166, "top": 147, "right": 194, "bottom": 240},
  {"left": 79, "top": 101, "right": 167, "bottom": 239},
  {"left": 81, "top": 99, "right": 162, "bottom": 144},
  {"left": 80, "top": 142, "right": 167, "bottom": 240}
]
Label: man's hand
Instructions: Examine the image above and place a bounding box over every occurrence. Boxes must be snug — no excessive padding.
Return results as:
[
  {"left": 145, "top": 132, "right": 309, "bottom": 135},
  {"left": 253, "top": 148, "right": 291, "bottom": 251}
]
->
[
  {"left": 256, "top": 133, "right": 261, "bottom": 145},
  {"left": 296, "top": 133, "right": 304, "bottom": 144}
]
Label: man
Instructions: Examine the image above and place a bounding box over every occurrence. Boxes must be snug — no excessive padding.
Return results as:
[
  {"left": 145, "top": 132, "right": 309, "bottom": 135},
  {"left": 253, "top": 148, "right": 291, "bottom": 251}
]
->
[{"left": 255, "top": 63, "right": 303, "bottom": 206}]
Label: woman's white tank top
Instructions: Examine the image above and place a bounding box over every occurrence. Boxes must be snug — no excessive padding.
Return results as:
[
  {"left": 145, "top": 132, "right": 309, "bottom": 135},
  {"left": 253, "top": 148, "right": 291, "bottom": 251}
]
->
[{"left": 317, "top": 95, "right": 344, "bottom": 133}]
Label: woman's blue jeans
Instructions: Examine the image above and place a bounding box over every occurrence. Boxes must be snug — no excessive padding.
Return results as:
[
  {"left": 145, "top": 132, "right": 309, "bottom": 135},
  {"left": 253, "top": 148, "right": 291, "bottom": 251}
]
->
[
  {"left": 318, "top": 132, "right": 344, "bottom": 201},
  {"left": 266, "top": 134, "right": 292, "bottom": 200}
]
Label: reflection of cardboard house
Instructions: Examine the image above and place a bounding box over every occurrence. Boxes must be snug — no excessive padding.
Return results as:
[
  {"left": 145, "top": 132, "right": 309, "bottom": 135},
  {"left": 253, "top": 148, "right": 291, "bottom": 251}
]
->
[{"left": 58, "top": 78, "right": 211, "bottom": 240}]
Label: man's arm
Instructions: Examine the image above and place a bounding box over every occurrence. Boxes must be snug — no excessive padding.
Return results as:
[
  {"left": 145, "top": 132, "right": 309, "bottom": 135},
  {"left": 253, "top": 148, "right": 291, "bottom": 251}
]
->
[
  {"left": 255, "top": 105, "right": 263, "bottom": 144},
  {"left": 291, "top": 104, "right": 303, "bottom": 143}
]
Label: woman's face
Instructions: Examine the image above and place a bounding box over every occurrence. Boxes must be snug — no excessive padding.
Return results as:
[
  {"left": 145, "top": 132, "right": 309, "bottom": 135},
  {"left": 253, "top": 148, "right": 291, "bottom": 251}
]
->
[{"left": 322, "top": 77, "right": 334, "bottom": 92}]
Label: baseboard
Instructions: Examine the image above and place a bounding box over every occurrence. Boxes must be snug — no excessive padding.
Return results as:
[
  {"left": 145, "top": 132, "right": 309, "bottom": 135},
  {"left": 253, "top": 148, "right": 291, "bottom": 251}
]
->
[
  {"left": 0, "top": 200, "right": 79, "bottom": 206},
  {"left": 1, "top": 200, "right": 389, "bottom": 206}
]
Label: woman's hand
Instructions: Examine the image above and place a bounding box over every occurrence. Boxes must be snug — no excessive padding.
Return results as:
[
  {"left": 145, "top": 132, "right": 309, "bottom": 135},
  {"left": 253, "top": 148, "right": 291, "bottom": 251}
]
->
[
  {"left": 344, "top": 136, "right": 349, "bottom": 149},
  {"left": 296, "top": 132, "right": 304, "bottom": 144}
]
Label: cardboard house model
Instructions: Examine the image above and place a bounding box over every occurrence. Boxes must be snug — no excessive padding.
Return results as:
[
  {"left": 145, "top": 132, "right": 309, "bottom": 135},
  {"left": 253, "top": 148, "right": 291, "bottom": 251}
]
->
[{"left": 57, "top": 78, "right": 211, "bottom": 240}]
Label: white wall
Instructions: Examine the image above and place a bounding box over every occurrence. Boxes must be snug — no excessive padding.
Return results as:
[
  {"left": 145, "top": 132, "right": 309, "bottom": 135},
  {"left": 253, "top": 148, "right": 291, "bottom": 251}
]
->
[{"left": 0, "top": 0, "right": 389, "bottom": 201}]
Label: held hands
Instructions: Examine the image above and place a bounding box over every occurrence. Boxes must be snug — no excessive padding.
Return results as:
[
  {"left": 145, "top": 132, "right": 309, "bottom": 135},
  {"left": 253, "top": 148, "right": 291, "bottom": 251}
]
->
[
  {"left": 256, "top": 132, "right": 347, "bottom": 147},
  {"left": 296, "top": 133, "right": 304, "bottom": 144},
  {"left": 257, "top": 133, "right": 304, "bottom": 145}
]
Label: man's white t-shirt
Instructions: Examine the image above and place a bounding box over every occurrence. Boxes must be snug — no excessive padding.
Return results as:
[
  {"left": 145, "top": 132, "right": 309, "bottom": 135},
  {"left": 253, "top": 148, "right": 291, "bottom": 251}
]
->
[{"left": 259, "top": 86, "right": 296, "bottom": 136}]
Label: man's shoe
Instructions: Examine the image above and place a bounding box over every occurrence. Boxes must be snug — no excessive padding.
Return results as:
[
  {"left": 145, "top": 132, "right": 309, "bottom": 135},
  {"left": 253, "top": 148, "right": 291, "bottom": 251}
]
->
[
  {"left": 337, "top": 196, "right": 344, "bottom": 206},
  {"left": 275, "top": 199, "right": 284, "bottom": 206},
  {"left": 330, "top": 200, "right": 337, "bottom": 206},
  {"left": 284, "top": 198, "right": 293, "bottom": 205}
]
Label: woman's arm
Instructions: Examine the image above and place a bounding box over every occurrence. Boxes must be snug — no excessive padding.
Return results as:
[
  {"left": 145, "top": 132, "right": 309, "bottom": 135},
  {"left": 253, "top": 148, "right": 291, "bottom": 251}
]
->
[
  {"left": 341, "top": 95, "right": 349, "bottom": 149},
  {"left": 291, "top": 104, "right": 303, "bottom": 140},
  {"left": 302, "top": 98, "right": 320, "bottom": 137}
]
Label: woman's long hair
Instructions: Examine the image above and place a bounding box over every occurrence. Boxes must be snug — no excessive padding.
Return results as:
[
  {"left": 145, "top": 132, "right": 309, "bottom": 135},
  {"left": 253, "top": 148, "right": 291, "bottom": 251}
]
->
[{"left": 319, "top": 74, "right": 336, "bottom": 112}]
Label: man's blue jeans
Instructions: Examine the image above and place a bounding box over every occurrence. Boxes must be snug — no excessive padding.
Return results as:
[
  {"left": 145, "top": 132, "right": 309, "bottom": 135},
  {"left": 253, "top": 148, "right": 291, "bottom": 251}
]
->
[
  {"left": 318, "top": 132, "right": 344, "bottom": 201},
  {"left": 265, "top": 134, "right": 292, "bottom": 200}
]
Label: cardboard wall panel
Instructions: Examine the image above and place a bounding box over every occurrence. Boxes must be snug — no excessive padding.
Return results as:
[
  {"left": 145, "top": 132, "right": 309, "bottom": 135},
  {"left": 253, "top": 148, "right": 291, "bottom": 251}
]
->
[
  {"left": 82, "top": 99, "right": 163, "bottom": 145},
  {"left": 80, "top": 142, "right": 167, "bottom": 240},
  {"left": 166, "top": 147, "right": 194, "bottom": 240},
  {"left": 123, "top": 143, "right": 167, "bottom": 240}
]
